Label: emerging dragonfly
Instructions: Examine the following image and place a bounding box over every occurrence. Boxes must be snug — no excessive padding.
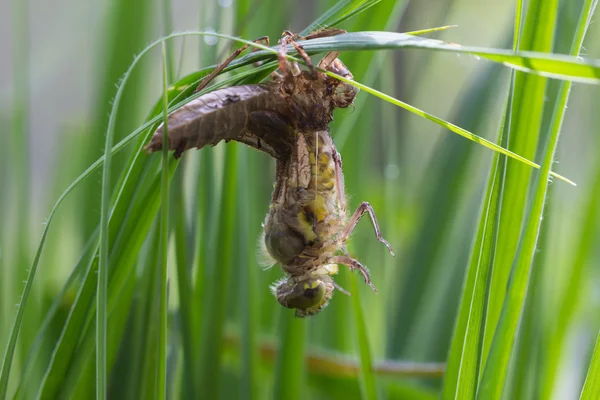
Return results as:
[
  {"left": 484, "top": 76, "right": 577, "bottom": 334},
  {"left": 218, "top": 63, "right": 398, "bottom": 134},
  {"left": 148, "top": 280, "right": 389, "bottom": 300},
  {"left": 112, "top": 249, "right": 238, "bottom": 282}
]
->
[{"left": 146, "top": 30, "right": 394, "bottom": 317}]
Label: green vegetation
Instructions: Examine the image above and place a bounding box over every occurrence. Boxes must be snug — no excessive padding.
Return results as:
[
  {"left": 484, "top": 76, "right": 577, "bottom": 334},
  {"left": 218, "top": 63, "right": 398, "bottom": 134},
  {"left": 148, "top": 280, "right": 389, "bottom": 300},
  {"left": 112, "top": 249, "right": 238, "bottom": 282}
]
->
[{"left": 1, "top": 0, "right": 599, "bottom": 398}]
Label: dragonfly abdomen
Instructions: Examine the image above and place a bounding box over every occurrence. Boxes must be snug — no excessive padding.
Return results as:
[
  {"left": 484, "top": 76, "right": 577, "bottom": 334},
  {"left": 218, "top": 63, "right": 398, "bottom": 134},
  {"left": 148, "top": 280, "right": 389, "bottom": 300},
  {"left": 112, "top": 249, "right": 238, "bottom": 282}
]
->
[{"left": 145, "top": 84, "right": 293, "bottom": 158}]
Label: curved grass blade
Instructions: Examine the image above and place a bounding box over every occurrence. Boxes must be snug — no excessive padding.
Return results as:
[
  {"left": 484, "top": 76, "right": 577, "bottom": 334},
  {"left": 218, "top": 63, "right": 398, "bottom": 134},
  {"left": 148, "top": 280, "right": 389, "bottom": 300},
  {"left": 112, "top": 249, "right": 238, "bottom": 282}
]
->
[{"left": 325, "top": 71, "right": 574, "bottom": 186}]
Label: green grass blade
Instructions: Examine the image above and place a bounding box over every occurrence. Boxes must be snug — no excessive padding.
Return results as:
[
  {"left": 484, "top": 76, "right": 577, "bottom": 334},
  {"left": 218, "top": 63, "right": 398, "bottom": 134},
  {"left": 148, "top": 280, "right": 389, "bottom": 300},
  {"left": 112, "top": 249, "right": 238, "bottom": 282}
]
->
[
  {"left": 36, "top": 253, "right": 99, "bottom": 399},
  {"left": 327, "top": 72, "right": 574, "bottom": 186},
  {"left": 274, "top": 316, "right": 307, "bottom": 400},
  {"left": 302, "top": 0, "right": 380, "bottom": 35},
  {"left": 442, "top": 98, "right": 506, "bottom": 400},
  {"left": 287, "top": 31, "right": 600, "bottom": 83},
  {"left": 197, "top": 145, "right": 238, "bottom": 399},
  {"left": 0, "top": 0, "right": 30, "bottom": 396},
  {"left": 478, "top": 1, "right": 596, "bottom": 398},
  {"left": 581, "top": 332, "right": 600, "bottom": 399},
  {"left": 0, "top": 31, "right": 278, "bottom": 400},
  {"left": 349, "top": 275, "right": 378, "bottom": 400},
  {"left": 157, "top": 41, "right": 170, "bottom": 400}
]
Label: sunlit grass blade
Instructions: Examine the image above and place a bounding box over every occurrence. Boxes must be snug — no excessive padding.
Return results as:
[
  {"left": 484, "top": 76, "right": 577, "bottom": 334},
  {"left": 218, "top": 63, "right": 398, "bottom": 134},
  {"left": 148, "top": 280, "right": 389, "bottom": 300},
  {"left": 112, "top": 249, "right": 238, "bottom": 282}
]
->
[
  {"left": 581, "top": 332, "right": 600, "bottom": 399},
  {"left": 442, "top": 103, "right": 506, "bottom": 399},
  {"left": 404, "top": 25, "right": 457, "bottom": 36},
  {"left": 478, "top": 2, "right": 596, "bottom": 398},
  {"left": 327, "top": 72, "right": 574, "bottom": 186}
]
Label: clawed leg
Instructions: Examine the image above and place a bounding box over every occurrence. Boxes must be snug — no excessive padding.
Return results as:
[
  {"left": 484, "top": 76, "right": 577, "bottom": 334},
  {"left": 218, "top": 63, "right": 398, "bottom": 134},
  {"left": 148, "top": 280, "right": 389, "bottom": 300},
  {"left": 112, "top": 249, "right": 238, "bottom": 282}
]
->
[
  {"left": 279, "top": 30, "right": 317, "bottom": 78},
  {"left": 332, "top": 281, "right": 351, "bottom": 296},
  {"left": 330, "top": 255, "right": 377, "bottom": 293},
  {"left": 341, "top": 202, "right": 395, "bottom": 256},
  {"left": 317, "top": 51, "right": 340, "bottom": 70},
  {"left": 195, "top": 36, "right": 270, "bottom": 93}
]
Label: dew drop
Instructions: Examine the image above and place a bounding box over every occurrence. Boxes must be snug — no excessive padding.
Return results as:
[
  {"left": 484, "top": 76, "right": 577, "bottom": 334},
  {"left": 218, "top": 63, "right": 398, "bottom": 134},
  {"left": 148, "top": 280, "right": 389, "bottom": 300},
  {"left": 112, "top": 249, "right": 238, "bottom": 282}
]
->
[{"left": 204, "top": 28, "right": 218, "bottom": 46}]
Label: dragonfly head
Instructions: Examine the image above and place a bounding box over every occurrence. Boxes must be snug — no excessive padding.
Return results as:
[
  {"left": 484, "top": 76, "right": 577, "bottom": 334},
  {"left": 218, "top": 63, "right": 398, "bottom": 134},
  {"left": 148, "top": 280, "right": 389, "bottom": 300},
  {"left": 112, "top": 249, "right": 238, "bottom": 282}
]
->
[
  {"left": 325, "top": 58, "right": 359, "bottom": 109},
  {"left": 272, "top": 275, "right": 334, "bottom": 317}
]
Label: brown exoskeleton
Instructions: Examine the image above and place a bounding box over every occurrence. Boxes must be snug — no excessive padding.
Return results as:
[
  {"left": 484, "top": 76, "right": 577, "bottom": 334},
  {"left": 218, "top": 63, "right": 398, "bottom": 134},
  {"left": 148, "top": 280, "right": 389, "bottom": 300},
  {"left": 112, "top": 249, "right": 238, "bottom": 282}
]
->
[{"left": 145, "top": 30, "right": 394, "bottom": 317}]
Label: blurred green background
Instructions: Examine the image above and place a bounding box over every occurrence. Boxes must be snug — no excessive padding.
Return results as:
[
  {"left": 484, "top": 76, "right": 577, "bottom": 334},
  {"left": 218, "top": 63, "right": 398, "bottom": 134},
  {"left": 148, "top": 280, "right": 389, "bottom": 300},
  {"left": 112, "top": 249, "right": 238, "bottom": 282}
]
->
[{"left": 1, "top": 0, "right": 599, "bottom": 399}]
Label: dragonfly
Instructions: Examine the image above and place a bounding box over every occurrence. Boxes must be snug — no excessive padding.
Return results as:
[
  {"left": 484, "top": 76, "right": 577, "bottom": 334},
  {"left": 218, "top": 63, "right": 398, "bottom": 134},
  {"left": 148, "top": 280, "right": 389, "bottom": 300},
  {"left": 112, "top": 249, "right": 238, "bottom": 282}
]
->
[{"left": 146, "top": 30, "right": 394, "bottom": 317}]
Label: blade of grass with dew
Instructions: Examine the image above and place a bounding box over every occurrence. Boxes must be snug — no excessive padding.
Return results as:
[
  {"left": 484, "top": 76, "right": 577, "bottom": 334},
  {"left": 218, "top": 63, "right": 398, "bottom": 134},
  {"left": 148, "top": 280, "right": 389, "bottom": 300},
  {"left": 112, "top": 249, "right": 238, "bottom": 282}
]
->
[
  {"left": 478, "top": 1, "right": 596, "bottom": 398},
  {"left": 442, "top": 97, "right": 508, "bottom": 400},
  {"left": 284, "top": 31, "right": 600, "bottom": 83},
  {"left": 541, "top": 146, "right": 600, "bottom": 398},
  {"left": 540, "top": 2, "right": 599, "bottom": 396},
  {"left": 505, "top": 1, "right": 590, "bottom": 396},
  {"left": 442, "top": 10, "right": 519, "bottom": 393}
]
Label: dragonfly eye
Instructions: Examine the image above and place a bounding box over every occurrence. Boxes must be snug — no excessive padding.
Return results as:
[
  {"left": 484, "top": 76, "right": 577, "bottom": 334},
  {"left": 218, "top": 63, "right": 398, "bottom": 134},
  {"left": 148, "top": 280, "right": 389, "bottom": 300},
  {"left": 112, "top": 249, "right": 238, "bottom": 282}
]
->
[
  {"left": 273, "top": 276, "right": 334, "bottom": 317},
  {"left": 264, "top": 223, "right": 305, "bottom": 264}
]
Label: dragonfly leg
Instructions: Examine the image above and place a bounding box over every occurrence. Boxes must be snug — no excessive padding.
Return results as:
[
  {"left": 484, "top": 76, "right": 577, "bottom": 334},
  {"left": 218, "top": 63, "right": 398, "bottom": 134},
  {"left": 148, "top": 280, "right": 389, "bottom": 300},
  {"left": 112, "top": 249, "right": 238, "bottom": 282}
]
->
[
  {"left": 317, "top": 51, "right": 340, "bottom": 70},
  {"left": 329, "top": 255, "right": 377, "bottom": 293},
  {"left": 341, "top": 202, "right": 394, "bottom": 256},
  {"left": 332, "top": 281, "right": 351, "bottom": 296},
  {"left": 280, "top": 30, "right": 317, "bottom": 78},
  {"left": 195, "top": 36, "right": 270, "bottom": 93}
]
